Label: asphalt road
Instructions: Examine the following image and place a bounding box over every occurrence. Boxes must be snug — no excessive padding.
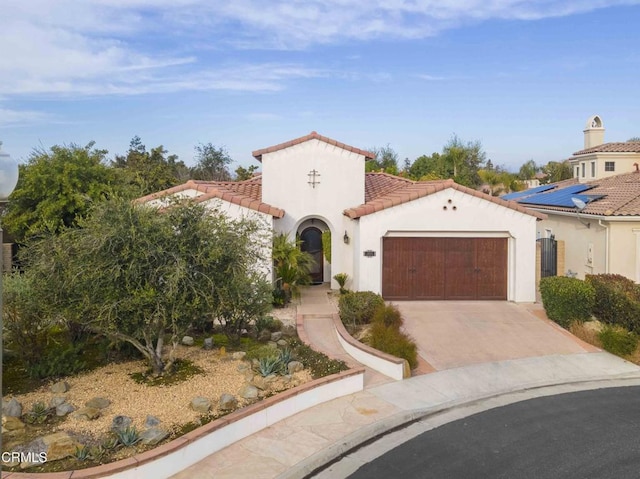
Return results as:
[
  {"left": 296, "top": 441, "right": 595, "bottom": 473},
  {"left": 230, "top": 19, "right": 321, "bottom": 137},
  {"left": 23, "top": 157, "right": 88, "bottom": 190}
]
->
[{"left": 349, "top": 386, "right": 640, "bottom": 479}]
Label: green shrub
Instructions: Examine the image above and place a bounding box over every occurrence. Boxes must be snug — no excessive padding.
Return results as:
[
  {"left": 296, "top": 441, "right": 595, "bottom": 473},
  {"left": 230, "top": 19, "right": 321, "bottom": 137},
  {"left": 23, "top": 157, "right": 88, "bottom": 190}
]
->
[
  {"left": 289, "top": 339, "right": 348, "bottom": 378},
  {"left": 372, "top": 304, "right": 403, "bottom": 329},
  {"left": 245, "top": 345, "right": 280, "bottom": 361},
  {"left": 586, "top": 274, "right": 640, "bottom": 333},
  {"left": 598, "top": 325, "right": 638, "bottom": 357},
  {"left": 333, "top": 273, "right": 349, "bottom": 294},
  {"left": 338, "top": 291, "right": 385, "bottom": 329},
  {"left": 26, "top": 341, "right": 87, "bottom": 379},
  {"left": 539, "top": 276, "right": 595, "bottom": 327},
  {"left": 368, "top": 322, "right": 418, "bottom": 370},
  {"left": 254, "top": 316, "right": 283, "bottom": 333}
]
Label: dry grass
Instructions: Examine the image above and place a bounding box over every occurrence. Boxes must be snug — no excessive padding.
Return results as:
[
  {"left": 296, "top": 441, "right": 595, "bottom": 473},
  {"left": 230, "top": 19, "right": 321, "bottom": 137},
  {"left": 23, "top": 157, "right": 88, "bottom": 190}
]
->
[{"left": 569, "top": 321, "right": 603, "bottom": 349}]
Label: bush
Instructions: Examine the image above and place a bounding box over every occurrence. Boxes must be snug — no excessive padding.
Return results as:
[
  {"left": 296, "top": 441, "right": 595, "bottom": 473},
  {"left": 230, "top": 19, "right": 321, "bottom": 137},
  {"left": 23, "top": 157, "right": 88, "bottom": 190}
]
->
[
  {"left": 539, "top": 276, "right": 595, "bottom": 327},
  {"left": 368, "top": 322, "right": 418, "bottom": 369},
  {"left": 372, "top": 304, "right": 403, "bottom": 329},
  {"left": 288, "top": 339, "right": 348, "bottom": 378},
  {"left": 333, "top": 273, "right": 349, "bottom": 294},
  {"left": 585, "top": 274, "right": 640, "bottom": 333},
  {"left": 598, "top": 325, "right": 638, "bottom": 357},
  {"left": 338, "top": 291, "right": 385, "bottom": 330}
]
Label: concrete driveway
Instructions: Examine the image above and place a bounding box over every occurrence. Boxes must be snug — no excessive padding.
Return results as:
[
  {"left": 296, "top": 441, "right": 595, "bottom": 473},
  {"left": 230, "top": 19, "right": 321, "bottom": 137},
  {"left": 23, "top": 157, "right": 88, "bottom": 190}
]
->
[{"left": 396, "top": 301, "right": 599, "bottom": 371}]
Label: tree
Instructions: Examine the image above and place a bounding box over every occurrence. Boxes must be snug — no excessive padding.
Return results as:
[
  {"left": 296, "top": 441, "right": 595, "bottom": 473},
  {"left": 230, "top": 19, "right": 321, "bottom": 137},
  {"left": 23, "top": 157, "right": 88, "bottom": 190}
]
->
[
  {"left": 407, "top": 152, "right": 446, "bottom": 180},
  {"left": 235, "top": 164, "right": 259, "bottom": 181},
  {"left": 518, "top": 159, "right": 540, "bottom": 180},
  {"left": 24, "top": 199, "right": 271, "bottom": 376},
  {"left": 628, "top": 137, "right": 640, "bottom": 142},
  {"left": 191, "top": 143, "right": 232, "bottom": 181},
  {"left": 365, "top": 145, "right": 399, "bottom": 175},
  {"left": 3, "top": 142, "right": 123, "bottom": 241},
  {"left": 272, "top": 233, "right": 314, "bottom": 306},
  {"left": 440, "top": 134, "right": 486, "bottom": 188},
  {"left": 112, "top": 136, "right": 188, "bottom": 195},
  {"left": 541, "top": 160, "right": 572, "bottom": 184}
]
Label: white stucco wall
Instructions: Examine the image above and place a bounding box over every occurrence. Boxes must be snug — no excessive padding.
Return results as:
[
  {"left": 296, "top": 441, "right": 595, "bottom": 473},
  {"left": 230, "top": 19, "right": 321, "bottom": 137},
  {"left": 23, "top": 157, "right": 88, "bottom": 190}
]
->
[
  {"left": 609, "top": 221, "right": 640, "bottom": 282},
  {"left": 261, "top": 139, "right": 367, "bottom": 287},
  {"left": 355, "top": 188, "right": 539, "bottom": 302}
]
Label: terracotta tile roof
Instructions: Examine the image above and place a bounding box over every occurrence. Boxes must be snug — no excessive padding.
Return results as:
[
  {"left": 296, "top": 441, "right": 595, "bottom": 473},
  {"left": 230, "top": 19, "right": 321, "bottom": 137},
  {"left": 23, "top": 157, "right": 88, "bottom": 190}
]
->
[
  {"left": 519, "top": 172, "right": 640, "bottom": 217},
  {"left": 252, "top": 131, "right": 375, "bottom": 161},
  {"left": 135, "top": 179, "right": 285, "bottom": 218},
  {"left": 345, "top": 174, "right": 546, "bottom": 220},
  {"left": 573, "top": 142, "right": 640, "bottom": 156}
]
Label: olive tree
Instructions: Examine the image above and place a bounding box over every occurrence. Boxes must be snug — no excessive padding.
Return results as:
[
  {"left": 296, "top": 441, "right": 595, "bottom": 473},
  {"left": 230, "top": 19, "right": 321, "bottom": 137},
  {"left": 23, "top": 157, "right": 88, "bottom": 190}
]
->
[{"left": 24, "top": 198, "right": 271, "bottom": 376}]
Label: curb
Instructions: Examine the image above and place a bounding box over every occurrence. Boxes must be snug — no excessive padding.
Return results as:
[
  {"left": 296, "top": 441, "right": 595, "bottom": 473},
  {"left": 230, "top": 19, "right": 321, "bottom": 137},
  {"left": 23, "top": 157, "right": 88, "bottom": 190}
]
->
[{"left": 277, "top": 371, "right": 640, "bottom": 479}]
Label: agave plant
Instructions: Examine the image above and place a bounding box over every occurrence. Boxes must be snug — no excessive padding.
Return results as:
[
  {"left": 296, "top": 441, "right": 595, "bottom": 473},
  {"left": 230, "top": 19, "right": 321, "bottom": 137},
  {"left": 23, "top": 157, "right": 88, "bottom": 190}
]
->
[
  {"left": 116, "top": 426, "right": 141, "bottom": 447},
  {"left": 257, "top": 356, "right": 284, "bottom": 377},
  {"left": 73, "top": 445, "right": 91, "bottom": 461},
  {"left": 25, "top": 401, "right": 50, "bottom": 424}
]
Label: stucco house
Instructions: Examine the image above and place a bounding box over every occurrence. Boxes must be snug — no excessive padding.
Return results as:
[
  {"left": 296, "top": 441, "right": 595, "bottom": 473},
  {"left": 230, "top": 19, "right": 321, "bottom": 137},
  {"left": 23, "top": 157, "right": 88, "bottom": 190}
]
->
[
  {"left": 503, "top": 116, "right": 640, "bottom": 282},
  {"left": 138, "top": 132, "right": 544, "bottom": 302}
]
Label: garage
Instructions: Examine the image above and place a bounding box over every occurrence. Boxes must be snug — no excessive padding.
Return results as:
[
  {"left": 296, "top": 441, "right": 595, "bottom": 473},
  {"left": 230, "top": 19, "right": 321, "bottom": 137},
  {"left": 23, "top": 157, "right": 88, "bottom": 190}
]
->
[{"left": 382, "top": 237, "right": 508, "bottom": 301}]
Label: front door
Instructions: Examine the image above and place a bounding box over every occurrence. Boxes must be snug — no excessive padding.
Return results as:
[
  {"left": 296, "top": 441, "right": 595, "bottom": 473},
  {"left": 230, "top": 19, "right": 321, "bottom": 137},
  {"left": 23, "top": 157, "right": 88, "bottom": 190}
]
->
[{"left": 300, "top": 227, "right": 324, "bottom": 284}]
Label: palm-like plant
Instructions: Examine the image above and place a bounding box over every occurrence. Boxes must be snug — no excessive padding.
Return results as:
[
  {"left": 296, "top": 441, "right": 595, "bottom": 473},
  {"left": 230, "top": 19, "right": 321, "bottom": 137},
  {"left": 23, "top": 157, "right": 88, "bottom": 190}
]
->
[{"left": 272, "top": 233, "right": 315, "bottom": 304}]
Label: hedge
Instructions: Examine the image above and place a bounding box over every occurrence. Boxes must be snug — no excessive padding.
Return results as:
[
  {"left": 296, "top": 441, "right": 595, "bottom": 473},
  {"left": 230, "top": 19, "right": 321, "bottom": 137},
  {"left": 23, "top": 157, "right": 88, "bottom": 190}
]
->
[
  {"left": 585, "top": 274, "right": 640, "bottom": 333},
  {"left": 338, "top": 291, "right": 385, "bottom": 330},
  {"left": 539, "top": 276, "right": 595, "bottom": 327}
]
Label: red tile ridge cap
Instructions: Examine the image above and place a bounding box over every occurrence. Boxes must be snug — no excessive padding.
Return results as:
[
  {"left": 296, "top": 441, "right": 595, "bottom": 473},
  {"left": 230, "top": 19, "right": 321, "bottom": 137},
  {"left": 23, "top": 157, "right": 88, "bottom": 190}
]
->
[
  {"left": 194, "top": 189, "right": 285, "bottom": 218},
  {"left": 252, "top": 131, "right": 375, "bottom": 161}
]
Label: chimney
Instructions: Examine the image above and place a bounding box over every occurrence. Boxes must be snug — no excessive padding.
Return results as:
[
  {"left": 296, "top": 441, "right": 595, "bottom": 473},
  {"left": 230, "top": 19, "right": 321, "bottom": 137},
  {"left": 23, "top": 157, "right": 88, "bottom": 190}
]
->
[{"left": 583, "top": 115, "right": 605, "bottom": 149}]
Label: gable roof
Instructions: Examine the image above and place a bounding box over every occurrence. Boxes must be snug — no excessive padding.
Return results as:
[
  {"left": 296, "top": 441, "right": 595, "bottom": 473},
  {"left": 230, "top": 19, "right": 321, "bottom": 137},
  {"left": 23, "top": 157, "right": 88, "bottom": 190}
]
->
[
  {"left": 135, "top": 179, "right": 285, "bottom": 218},
  {"left": 573, "top": 142, "right": 640, "bottom": 156},
  {"left": 345, "top": 174, "right": 546, "bottom": 220},
  {"left": 252, "top": 131, "right": 375, "bottom": 161},
  {"left": 511, "top": 172, "right": 640, "bottom": 217}
]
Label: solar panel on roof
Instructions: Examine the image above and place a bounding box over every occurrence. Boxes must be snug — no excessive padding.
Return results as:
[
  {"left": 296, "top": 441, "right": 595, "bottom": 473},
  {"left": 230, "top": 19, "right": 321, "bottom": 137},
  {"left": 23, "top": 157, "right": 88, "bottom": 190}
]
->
[
  {"left": 502, "top": 184, "right": 556, "bottom": 200},
  {"left": 519, "top": 184, "right": 595, "bottom": 208}
]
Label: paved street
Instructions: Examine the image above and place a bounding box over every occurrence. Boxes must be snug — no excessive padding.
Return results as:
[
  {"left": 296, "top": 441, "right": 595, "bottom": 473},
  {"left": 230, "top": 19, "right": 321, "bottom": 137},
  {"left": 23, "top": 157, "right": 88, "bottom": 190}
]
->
[{"left": 346, "top": 385, "right": 640, "bottom": 479}]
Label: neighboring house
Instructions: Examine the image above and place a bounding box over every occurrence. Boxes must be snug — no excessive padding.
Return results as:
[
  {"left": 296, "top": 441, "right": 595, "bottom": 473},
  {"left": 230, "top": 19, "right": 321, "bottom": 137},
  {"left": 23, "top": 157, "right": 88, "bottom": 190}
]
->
[
  {"left": 503, "top": 116, "right": 640, "bottom": 282},
  {"left": 138, "top": 131, "right": 544, "bottom": 302}
]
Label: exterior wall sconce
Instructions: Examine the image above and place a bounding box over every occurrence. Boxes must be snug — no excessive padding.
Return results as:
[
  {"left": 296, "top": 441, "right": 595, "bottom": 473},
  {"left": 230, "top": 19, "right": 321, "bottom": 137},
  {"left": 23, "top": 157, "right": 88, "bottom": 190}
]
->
[{"left": 343, "top": 231, "right": 350, "bottom": 244}]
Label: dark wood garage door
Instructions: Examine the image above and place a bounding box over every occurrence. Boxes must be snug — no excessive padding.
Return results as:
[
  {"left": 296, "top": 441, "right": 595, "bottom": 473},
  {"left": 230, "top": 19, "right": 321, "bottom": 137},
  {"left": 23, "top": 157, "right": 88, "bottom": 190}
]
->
[{"left": 382, "top": 237, "right": 507, "bottom": 300}]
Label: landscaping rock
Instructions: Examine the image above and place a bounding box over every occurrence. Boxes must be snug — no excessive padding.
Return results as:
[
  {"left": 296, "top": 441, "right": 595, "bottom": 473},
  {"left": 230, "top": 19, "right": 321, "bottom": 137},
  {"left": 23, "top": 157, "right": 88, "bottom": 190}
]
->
[
  {"left": 237, "top": 363, "right": 250, "bottom": 372},
  {"left": 282, "top": 325, "right": 297, "bottom": 337},
  {"left": 232, "top": 351, "right": 246, "bottom": 360},
  {"left": 85, "top": 397, "right": 111, "bottom": 409},
  {"left": 252, "top": 375, "right": 267, "bottom": 390},
  {"left": 73, "top": 407, "right": 101, "bottom": 420},
  {"left": 49, "top": 396, "right": 67, "bottom": 408},
  {"left": 277, "top": 339, "right": 288, "bottom": 347},
  {"left": 270, "top": 331, "right": 283, "bottom": 342},
  {"left": 2, "top": 415, "right": 26, "bottom": 433},
  {"left": 203, "top": 337, "right": 214, "bottom": 350},
  {"left": 182, "top": 335, "right": 195, "bottom": 346},
  {"left": 190, "top": 397, "right": 211, "bottom": 414},
  {"left": 56, "top": 403, "right": 75, "bottom": 417},
  {"left": 111, "top": 415, "right": 133, "bottom": 432},
  {"left": 219, "top": 394, "right": 238, "bottom": 411},
  {"left": 42, "top": 431, "right": 81, "bottom": 462},
  {"left": 145, "top": 415, "right": 161, "bottom": 428},
  {"left": 258, "top": 329, "right": 271, "bottom": 342},
  {"left": 239, "top": 384, "right": 259, "bottom": 400},
  {"left": 2, "top": 398, "right": 22, "bottom": 417},
  {"left": 9, "top": 437, "right": 46, "bottom": 469},
  {"left": 267, "top": 341, "right": 278, "bottom": 348},
  {"left": 288, "top": 361, "right": 304, "bottom": 374},
  {"left": 50, "top": 381, "right": 70, "bottom": 394},
  {"left": 140, "top": 427, "right": 169, "bottom": 446}
]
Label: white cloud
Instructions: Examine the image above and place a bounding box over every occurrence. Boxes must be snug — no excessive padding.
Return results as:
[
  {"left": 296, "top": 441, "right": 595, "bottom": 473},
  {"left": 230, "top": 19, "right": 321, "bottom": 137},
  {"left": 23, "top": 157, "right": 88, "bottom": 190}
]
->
[
  {"left": 1, "top": 0, "right": 637, "bottom": 96},
  {"left": 0, "top": 107, "right": 53, "bottom": 127}
]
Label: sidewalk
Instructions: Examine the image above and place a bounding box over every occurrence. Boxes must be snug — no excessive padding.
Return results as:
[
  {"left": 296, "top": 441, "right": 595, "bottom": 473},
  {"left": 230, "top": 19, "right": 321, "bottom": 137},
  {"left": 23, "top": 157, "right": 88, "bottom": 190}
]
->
[{"left": 169, "top": 289, "right": 640, "bottom": 479}]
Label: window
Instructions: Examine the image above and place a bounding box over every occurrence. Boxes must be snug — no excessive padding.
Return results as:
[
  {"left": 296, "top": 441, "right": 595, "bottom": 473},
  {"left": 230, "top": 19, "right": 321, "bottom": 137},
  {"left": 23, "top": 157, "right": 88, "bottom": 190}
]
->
[
  {"left": 605, "top": 161, "right": 615, "bottom": 172},
  {"left": 591, "top": 161, "right": 596, "bottom": 177},
  {"left": 581, "top": 163, "right": 585, "bottom": 177},
  {"left": 575, "top": 166, "right": 579, "bottom": 178}
]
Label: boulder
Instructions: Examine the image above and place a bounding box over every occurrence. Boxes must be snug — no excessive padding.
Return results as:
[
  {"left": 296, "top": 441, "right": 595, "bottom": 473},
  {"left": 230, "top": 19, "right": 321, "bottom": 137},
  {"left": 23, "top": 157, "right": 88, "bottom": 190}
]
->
[
  {"left": 50, "top": 381, "right": 70, "bottom": 394},
  {"left": 56, "top": 403, "right": 75, "bottom": 417},
  {"left": 73, "top": 407, "right": 101, "bottom": 420},
  {"left": 2, "top": 415, "right": 26, "bottom": 433},
  {"left": 232, "top": 351, "right": 246, "bottom": 360},
  {"left": 252, "top": 375, "right": 267, "bottom": 390},
  {"left": 239, "top": 385, "right": 259, "bottom": 400},
  {"left": 145, "top": 415, "right": 161, "bottom": 428},
  {"left": 282, "top": 325, "right": 297, "bottom": 337},
  {"left": 140, "top": 427, "right": 169, "bottom": 446},
  {"left": 270, "top": 331, "right": 283, "bottom": 342},
  {"left": 2, "top": 398, "right": 22, "bottom": 417},
  {"left": 49, "top": 396, "right": 67, "bottom": 408},
  {"left": 190, "top": 397, "right": 211, "bottom": 414},
  {"left": 287, "top": 361, "right": 304, "bottom": 374},
  {"left": 218, "top": 394, "right": 238, "bottom": 411},
  {"left": 85, "top": 397, "right": 111, "bottom": 409},
  {"left": 42, "top": 431, "right": 81, "bottom": 462},
  {"left": 203, "top": 337, "right": 214, "bottom": 350},
  {"left": 111, "top": 415, "right": 133, "bottom": 432},
  {"left": 258, "top": 329, "right": 271, "bottom": 342},
  {"left": 182, "top": 335, "right": 195, "bottom": 346}
]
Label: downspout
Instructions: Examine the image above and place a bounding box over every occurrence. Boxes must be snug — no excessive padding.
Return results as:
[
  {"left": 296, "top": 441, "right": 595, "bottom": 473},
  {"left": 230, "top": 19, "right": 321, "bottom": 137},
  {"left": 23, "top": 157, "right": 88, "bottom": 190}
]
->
[{"left": 598, "top": 219, "right": 609, "bottom": 273}]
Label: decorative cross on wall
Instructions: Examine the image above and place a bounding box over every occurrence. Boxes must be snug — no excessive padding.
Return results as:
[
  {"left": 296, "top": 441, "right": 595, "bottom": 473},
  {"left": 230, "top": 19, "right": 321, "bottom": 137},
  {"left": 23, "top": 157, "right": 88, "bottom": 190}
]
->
[{"left": 307, "top": 169, "right": 321, "bottom": 188}]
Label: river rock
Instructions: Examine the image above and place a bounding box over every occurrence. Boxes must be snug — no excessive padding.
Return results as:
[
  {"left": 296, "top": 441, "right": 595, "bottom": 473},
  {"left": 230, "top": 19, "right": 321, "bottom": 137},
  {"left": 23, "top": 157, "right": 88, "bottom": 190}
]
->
[
  {"left": 111, "top": 415, "right": 133, "bottom": 432},
  {"left": 287, "top": 361, "right": 304, "bottom": 374},
  {"left": 239, "top": 385, "right": 258, "bottom": 400},
  {"left": 56, "top": 403, "right": 75, "bottom": 417},
  {"left": 219, "top": 394, "right": 238, "bottom": 411},
  {"left": 73, "top": 407, "right": 101, "bottom": 420},
  {"left": 42, "top": 431, "right": 81, "bottom": 461},
  {"left": 252, "top": 375, "right": 267, "bottom": 390},
  {"left": 190, "top": 397, "right": 211, "bottom": 414},
  {"left": 49, "top": 396, "right": 67, "bottom": 408},
  {"left": 270, "top": 331, "right": 283, "bottom": 342},
  {"left": 145, "top": 415, "right": 161, "bottom": 427},
  {"left": 140, "top": 427, "right": 169, "bottom": 445},
  {"left": 85, "top": 397, "right": 111, "bottom": 409},
  {"left": 50, "top": 381, "right": 70, "bottom": 394},
  {"left": 232, "top": 351, "right": 246, "bottom": 360},
  {"left": 182, "top": 336, "right": 195, "bottom": 346},
  {"left": 2, "top": 398, "right": 22, "bottom": 417},
  {"left": 203, "top": 337, "right": 214, "bottom": 350},
  {"left": 2, "top": 415, "right": 26, "bottom": 433}
]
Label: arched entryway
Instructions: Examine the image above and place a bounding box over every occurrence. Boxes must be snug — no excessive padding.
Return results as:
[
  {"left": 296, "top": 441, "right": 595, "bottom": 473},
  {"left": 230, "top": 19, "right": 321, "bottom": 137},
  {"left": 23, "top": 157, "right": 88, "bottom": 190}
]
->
[{"left": 300, "top": 227, "right": 324, "bottom": 284}]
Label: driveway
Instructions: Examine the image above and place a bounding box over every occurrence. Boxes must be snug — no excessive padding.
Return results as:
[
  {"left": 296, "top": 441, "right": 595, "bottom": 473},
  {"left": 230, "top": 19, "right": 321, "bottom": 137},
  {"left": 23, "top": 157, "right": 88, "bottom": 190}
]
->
[{"left": 396, "top": 301, "right": 599, "bottom": 371}]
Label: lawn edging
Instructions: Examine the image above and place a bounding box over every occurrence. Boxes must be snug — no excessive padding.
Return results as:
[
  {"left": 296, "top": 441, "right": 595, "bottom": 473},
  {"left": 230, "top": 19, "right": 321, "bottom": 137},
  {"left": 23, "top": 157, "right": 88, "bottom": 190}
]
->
[
  {"left": 8, "top": 368, "right": 365, "bottom": 479},
  {"left": 332, "top": 314, "right": 409, "bottom": 380}
]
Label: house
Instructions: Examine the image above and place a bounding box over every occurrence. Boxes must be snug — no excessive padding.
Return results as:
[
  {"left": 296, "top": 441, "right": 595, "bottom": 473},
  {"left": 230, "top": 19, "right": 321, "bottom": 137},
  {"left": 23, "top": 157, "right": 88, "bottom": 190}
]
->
[
  {"left": 503, "top": 116, "right": 640, "bottom": 282},
  {"left": 138, "top": 131, "right": 545, "bottom": 302}
]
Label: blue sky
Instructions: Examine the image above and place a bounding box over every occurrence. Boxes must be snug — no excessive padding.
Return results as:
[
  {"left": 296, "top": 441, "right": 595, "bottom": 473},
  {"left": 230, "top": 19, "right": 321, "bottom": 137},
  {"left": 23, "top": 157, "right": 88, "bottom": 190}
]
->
[{"left": 1, "top": 1, "right": 639, "bottom": 172}]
